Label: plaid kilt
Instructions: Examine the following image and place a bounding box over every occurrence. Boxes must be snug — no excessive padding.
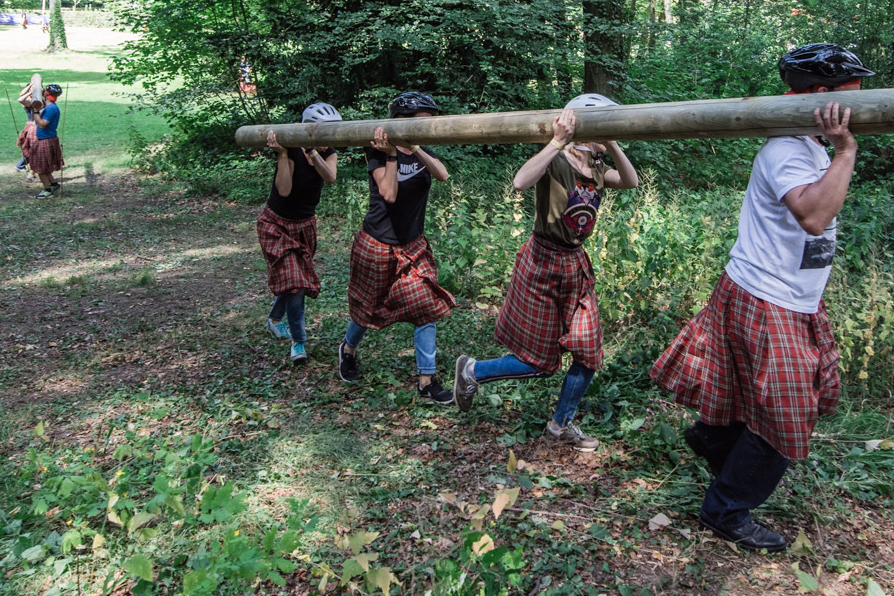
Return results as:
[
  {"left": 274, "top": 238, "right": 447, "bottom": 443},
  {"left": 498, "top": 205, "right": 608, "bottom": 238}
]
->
[
  {"left": 30, "top": 136, "right": 63, "bottom": 174},
  {"left": 17, "top": 121, "right": 37, "bottom": 156},
  {"left": 348, "top": 229, "right": 455, "bottom": 329},
  {"left": 256, "top": 206, "right": 320, "bottom": 298},
  {"left": 649, "top": 271, "right": 840, "bottom": 460},
  {"left": 494, "top": 234, "right": 603, "bottom": 374}
]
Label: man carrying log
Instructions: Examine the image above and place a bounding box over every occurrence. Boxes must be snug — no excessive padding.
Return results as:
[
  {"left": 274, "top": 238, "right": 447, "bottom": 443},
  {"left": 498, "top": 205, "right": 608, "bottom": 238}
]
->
[
  {"left": 30, "top": 83, "right": 64, "bottom": 199},
  {"left": 650, "top": 43, "right": 875, "bottom": 552}
]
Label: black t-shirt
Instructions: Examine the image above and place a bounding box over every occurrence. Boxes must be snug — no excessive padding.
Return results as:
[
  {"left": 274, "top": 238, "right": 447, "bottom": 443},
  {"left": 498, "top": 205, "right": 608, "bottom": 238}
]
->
[
  {"left": 362, "top": 147, "right": 438, "bottom": 245},
  {"left": 266, "top": 146, "right": 337, "bottom": 220}
]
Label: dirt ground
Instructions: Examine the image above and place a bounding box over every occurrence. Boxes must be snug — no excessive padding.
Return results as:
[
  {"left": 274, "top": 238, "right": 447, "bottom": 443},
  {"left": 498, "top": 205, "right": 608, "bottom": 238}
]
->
[{"left": 2, "top": 175, "right": 893, "bottom": 595}]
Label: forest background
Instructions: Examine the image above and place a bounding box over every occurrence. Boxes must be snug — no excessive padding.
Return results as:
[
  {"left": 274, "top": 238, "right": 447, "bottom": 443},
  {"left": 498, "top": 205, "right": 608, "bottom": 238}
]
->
[{"left": 0, "top": 0, "right": 893, "bottom": 595}]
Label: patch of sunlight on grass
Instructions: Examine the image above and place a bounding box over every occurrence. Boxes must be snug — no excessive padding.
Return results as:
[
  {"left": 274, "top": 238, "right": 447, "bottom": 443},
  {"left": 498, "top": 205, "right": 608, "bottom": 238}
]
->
[{"left": 4, "top": 245, "right": 253, "bottom": 289}]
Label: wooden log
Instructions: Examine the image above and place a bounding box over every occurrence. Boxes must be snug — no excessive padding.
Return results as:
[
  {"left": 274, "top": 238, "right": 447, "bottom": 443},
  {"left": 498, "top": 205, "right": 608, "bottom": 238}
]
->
[
  {"left": 235, "top": 89, "right": 894, "bottom": 148},
  {"left": 29, "top": 73, "right": 43, "bottom": 110}
]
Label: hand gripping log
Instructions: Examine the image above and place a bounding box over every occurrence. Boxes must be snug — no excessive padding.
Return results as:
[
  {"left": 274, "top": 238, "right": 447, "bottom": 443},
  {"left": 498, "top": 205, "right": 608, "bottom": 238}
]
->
[{"left": 235, "top": 89, "right": 894, "bottom": 149}]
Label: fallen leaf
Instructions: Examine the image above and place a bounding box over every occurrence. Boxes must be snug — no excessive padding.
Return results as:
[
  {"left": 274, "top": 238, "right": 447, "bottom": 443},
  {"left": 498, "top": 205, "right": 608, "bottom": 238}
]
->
[
  {"left": 472, "top": 534, "right": 495, "bottom": 555},
  {"left": 492, "top": 487, "right": 520, "bottom": 520},
  {"left": 648, "top": 513, "right": 672, "bottom": 531},
  {"left": 790, "top": 528, "right": 813, "bottom": 554},
  {"left": 470, "top": 505, "right": 490, "bottom": 531}
]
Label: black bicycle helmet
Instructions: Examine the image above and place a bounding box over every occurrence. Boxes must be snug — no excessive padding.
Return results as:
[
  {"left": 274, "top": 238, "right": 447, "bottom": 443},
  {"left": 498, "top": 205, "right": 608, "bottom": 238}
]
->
[
  {"left": 388, "top": 92, "right": 440, "bottom": 118},
  {"left": 778, "top": 43, "right": 874, "bottom": 92},
  {"left": 45, "top": 83, "right": 63, "bottom": 96}
]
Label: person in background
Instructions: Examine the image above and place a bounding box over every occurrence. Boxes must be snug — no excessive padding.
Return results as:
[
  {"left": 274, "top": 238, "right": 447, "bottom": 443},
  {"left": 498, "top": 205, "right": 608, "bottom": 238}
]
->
[
  {"left": 30, "top": 83, "right": 64, "bottom": 199},
  {"left": 337, "top": 92, "right": 455, "bottom": 405},
  {"left": 453, "top": 94, "right": 638, "bottom": 451},
  {"left": 650, "top": 43, "right": 874, "bottom": 552},
  {"left": 15, "top": 105, "right": 36, "bottom": 176},
  {"left": 257, "top": 103, "right": 340, "bottom": 362}
]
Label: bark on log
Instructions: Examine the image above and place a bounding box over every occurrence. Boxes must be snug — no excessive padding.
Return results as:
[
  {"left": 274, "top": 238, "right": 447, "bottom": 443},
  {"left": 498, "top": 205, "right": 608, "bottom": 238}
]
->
[
  {"left": 235, "top": 89, "right": 894, "bottom": 148},
  {"left": 29, "top": 73, "right": 43, "bottom": 109}
]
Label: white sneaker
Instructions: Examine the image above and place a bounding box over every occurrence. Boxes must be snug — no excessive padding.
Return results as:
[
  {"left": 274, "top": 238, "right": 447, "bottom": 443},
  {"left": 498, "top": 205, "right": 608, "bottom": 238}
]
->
[{"left": 545, "top": 421, "right": 600, "bottom": 452}]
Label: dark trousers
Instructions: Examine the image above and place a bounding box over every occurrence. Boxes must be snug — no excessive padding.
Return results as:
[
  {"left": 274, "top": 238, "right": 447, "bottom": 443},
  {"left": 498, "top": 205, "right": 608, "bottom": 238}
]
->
[{"left": 695, "top": 422, "right": 790, "bottom": 528}]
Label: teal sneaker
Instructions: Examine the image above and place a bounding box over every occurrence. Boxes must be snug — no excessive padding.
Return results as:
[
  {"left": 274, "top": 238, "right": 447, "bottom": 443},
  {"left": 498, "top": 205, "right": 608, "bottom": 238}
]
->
[
  {"left": 266, "top": 318, "right": 291, "bottom": 340},
  {"left": 35, "top": 189, "right": 53, "bottom": 199},
  {"left": 290, "top": 342, "right": 307, "bottom": 362}
]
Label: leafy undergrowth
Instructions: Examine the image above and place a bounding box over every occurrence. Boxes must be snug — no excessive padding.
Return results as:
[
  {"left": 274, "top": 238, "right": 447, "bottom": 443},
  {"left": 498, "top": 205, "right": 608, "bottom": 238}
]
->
[{"left": 0, "top": 178, "right": 892, "bottom": 596}]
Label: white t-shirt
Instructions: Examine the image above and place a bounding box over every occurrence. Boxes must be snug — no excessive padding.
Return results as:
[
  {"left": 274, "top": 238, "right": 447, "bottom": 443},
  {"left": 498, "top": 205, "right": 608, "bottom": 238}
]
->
[{"left": 725, "top": 136, "right": 835, "bottom": 314}]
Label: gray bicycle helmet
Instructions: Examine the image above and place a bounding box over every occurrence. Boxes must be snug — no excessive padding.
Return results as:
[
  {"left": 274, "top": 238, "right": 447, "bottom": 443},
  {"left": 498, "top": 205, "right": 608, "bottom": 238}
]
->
[
  {"left": 778, "top": 43, "right": 874, "bottom": 92},
  {"left": 301, "top": 103, "right": 342, "bottom": 123},
  {"left": 565, "top": 93, "right": 618, "bottom": 109},
  {"left": 388, "top": 92, "right": 440, "bottom": 118}
]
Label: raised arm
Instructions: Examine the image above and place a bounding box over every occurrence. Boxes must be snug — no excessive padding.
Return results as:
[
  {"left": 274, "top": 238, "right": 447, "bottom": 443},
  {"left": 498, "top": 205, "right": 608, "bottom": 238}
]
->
[
  {"left": 307, "top": 147, "right": 338, "bottom": 183},
  {"left": 601, "top": 141, "right": 639, "bottom": 189},
  {"left": 267, "top": 130, "right": 294, "bottom": 197},
  {"left": 513, "top": 109, "right": 576, "bottom": 191},
  {"left": 782, "top": 101, "right": 856, "bottom": 236},
  {"left": 370, "top": 127, "right": 398, "bottom": 203},
  {"left": 409, "top": 145, "right": 448, "bottom": 182}
]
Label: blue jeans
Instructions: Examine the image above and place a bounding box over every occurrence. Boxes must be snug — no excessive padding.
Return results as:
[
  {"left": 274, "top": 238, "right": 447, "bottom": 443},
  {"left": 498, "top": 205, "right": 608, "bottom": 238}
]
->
[
  {"left": 344, "top": 320, "right": 438, "bottom": 375},
  {"left": 473, "top": 356, "right": 595, "bottom": 426},
  {"left": 700, "top": 425, "right": 790, "bottom": 528},
  {"left": 269, "top": 291, "right": 306, "bottom": 343}
]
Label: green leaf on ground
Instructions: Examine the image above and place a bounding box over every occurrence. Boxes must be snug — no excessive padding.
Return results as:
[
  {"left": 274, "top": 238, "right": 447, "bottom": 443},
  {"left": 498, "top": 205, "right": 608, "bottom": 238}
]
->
[{"left": 123, "top": 554, "right": 154, "bottom": 582}]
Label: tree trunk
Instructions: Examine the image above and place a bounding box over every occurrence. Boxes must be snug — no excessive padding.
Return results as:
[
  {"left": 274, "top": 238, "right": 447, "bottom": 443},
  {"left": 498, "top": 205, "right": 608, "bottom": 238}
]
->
[
  {"left": 48, "top": 0, "right": 68, "bottom": 51},
  {"left": 583, "top": 0, "right": 629, "bottom": 96}
]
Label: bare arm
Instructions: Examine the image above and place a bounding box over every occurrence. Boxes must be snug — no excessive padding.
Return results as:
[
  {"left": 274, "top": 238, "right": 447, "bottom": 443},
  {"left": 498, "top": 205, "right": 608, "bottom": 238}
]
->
[
  {"left": 32, "top": 108, "right": 50, "bottom": 129},
  {"left": 370, "top": 127, "right": 398, "bottom": 203},
  {"left": 513, "top": 109, "right": 576, "bottom": 191},
  {"left": 782, "top": 102, "right": 856, "bottom": 236},
  {"left": 410, "top": 146, "right": 449, "bottom": 182},
  {"left": 267, "top": 130, "right": 294, "bottom": 196},
  {"left": 308, "top": 148, "right": 338, "bottom": 183},
  {"left": 601, "top": 141, "right": 639, "bottom": 189}
]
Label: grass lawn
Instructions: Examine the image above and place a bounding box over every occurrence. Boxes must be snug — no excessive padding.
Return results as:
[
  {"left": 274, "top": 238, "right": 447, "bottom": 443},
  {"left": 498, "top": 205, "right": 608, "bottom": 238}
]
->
[
  {"left": 0, "top": 25, "right": 892, "bottom": 596},
  {"left": 0, "top": 25, "right": 170, "bottom": 201}
]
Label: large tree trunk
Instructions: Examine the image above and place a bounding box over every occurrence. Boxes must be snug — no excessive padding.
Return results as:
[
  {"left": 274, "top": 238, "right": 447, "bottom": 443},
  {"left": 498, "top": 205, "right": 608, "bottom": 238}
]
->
[
  {"left": 583, "top": 0, "right": 629, "bottom": 96},
  {"left": 48, "top": 0, "right": 68, "bottom": 51}
]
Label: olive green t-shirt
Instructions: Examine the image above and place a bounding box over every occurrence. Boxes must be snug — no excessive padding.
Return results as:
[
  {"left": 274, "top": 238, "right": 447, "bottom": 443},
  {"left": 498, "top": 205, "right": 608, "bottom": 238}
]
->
[{"left": 533, "top": 152, "right": 607, "bottom": 247}]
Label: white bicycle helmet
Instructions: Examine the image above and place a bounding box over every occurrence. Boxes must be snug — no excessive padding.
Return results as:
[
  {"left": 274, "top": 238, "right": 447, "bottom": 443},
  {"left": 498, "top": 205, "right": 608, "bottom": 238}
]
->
[
  {"left": 302, "top": 102, "right": 342, "bottom": 123},
  {"left": 564, "top": 93, "right": 619, "bottom": 109}
]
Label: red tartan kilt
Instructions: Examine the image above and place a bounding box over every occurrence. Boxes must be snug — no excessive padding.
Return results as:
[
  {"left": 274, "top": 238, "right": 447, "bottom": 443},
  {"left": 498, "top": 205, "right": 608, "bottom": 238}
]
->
[
  {"left": 494, "top": 235, "right": 603, "bottom": 374},
  {"left": 649, "top": 271, "right": 840, "bottom": 460},
  {"left": 256, "top": 206, "right": 320, "bottom": 297},
  {"left": 30, "top": 136, "right": 64, "bottom": 174},
  {"left": 348, "top": 229, "right": 455, "bottom": 329}
]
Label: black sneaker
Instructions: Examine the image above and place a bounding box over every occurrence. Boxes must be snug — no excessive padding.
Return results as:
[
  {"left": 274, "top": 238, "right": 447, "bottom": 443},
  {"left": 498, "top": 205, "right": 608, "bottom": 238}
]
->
[
  {"left": 418, "top": 376, "right": 454, "bottom": 405},
  {"left": 338, "top": 341, "right": 359, "bottom": 382}
]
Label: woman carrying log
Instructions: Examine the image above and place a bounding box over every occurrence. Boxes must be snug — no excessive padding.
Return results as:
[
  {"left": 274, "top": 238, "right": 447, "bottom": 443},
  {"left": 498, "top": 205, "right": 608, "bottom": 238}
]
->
[
  {"left": 337, "top": 92, "right": 455, "bottom": 405},
  {"left": 258, "top": 102, "right": 340, "bottom": 363},
  {"left": 453, "top": 94, "right": 639, "bottom": 451}
]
